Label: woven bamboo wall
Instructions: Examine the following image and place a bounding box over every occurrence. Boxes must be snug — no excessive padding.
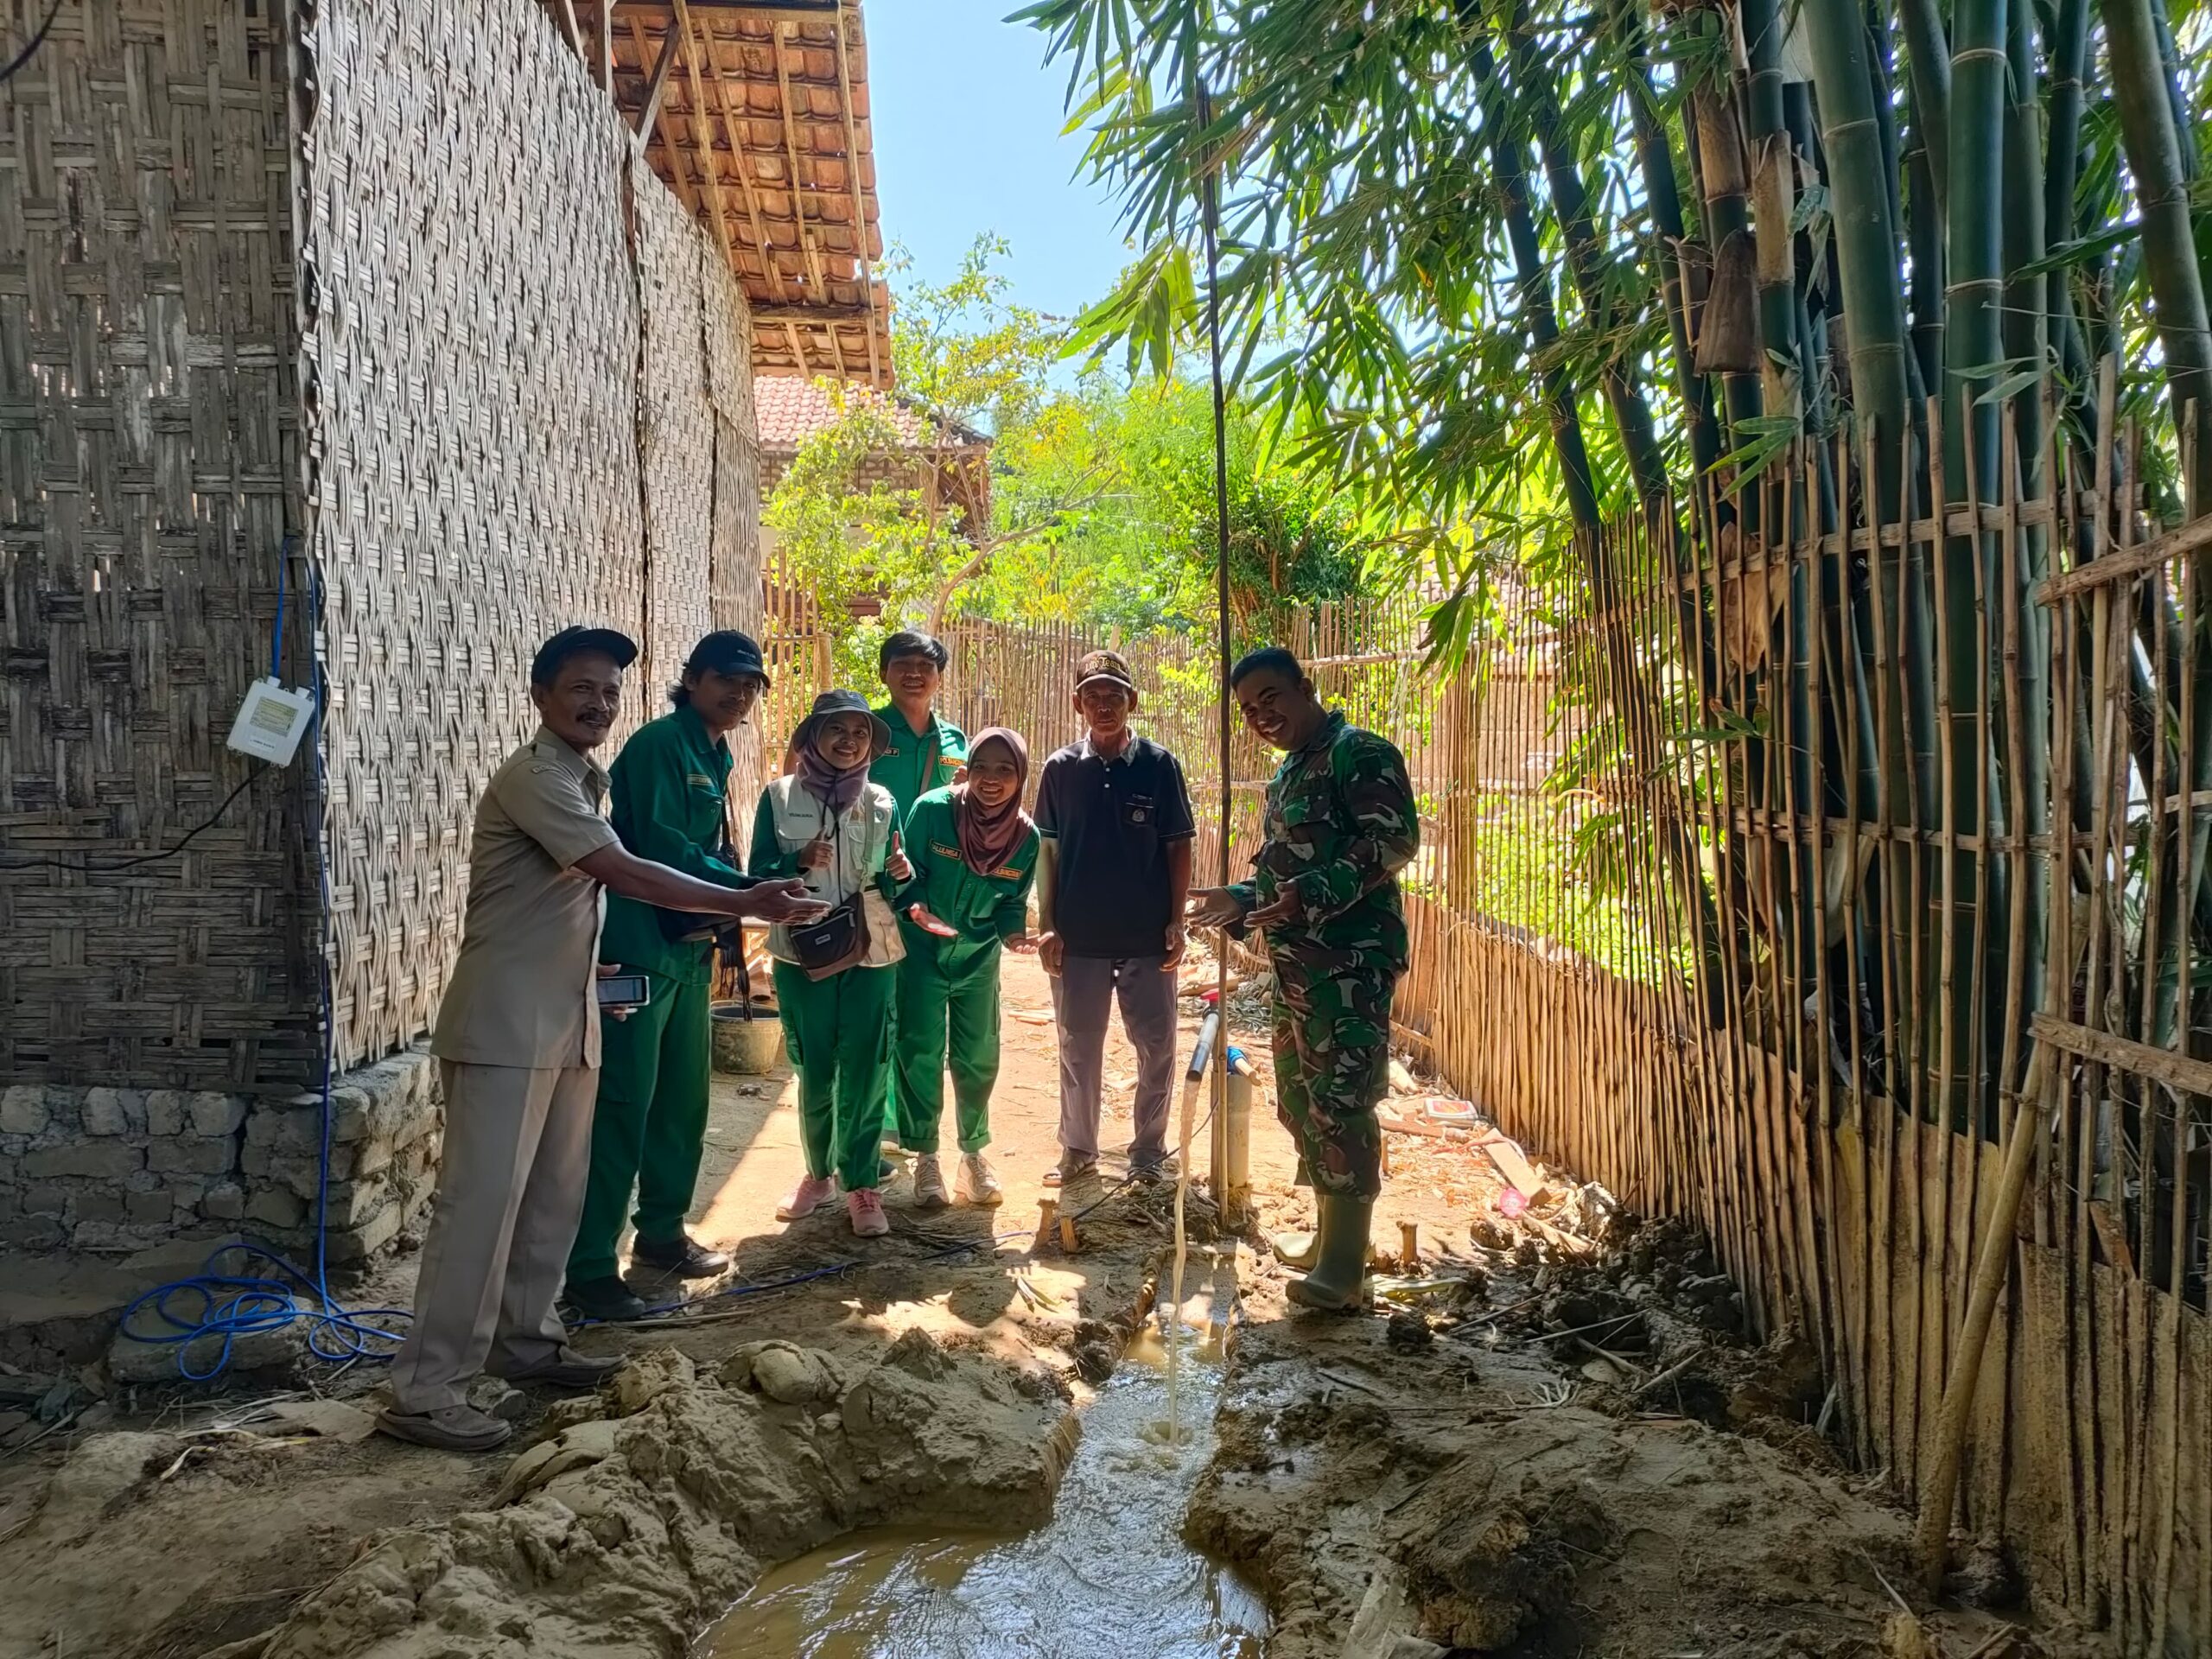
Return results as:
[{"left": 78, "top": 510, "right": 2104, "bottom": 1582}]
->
[
  {"left": 303, "top": 0, "right": 760, "bottom": 1073},
  {"left": 304, "top": 0, "right": 645, "bottom": 1071},
  {"left": 634, "top": 171, "right": 711, "bottom": 702},
  {"left": 704, "top": 249, "right": 766, "bottom": 791},
  {"left": 0, "top": 1, "right": 316, "bottom": 1094}
]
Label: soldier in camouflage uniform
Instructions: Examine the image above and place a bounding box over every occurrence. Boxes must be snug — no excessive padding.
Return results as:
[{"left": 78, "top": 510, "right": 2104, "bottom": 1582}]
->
[{"left": 1189, "top": 646, "right": 1419, "bottom": 1309}]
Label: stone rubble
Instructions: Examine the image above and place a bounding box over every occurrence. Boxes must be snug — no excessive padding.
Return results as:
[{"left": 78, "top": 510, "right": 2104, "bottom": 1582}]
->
[{"left": 0, "top": 1048, "right": 442, "bottom": 1262}]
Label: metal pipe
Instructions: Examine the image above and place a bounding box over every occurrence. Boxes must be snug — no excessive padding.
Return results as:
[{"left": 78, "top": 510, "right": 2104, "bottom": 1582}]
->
[{"left": 1186, "top": 1007, "right": 1222, "bottom": 1081}]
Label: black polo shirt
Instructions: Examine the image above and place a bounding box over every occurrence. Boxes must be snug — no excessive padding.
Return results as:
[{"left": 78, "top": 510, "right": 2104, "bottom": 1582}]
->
[{"left": 1035, "top": 734, "right": 1198, "bottom": 959}]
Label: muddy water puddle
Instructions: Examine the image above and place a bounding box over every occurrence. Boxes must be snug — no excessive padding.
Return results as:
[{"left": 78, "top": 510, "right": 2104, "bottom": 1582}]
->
[{"left": 702, "top": 1319, "right": 1267, "bottom": 1658}]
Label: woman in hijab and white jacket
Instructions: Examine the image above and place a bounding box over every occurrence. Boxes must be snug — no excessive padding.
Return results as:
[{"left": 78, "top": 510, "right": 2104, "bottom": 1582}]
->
[{"left": 751, "top": 690, "right": 913, "bottom": 1236}]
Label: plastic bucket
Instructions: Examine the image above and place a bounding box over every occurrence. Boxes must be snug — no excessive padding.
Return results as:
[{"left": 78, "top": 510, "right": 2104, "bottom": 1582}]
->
[{"left": 711, "top": 998, "right": 784, "bottom": 1075}]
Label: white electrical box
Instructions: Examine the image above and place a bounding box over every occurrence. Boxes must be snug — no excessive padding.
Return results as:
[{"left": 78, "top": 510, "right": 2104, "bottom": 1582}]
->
[{"left": 226, "top": 677, "right": 316, "bottom": 766}]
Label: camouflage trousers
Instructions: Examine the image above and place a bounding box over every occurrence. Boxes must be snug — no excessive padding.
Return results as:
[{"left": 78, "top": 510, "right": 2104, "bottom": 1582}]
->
[{"left": 1269, "top": 955, "right": 1397, "bottom": 1200}]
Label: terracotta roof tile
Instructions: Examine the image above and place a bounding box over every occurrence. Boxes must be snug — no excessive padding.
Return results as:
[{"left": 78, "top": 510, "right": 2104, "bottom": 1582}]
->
[{"left": 752, "top": 376, "right": 988, "bottom": 454}]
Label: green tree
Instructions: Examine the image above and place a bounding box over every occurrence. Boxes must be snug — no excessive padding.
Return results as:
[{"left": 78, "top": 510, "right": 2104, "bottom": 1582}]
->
[
  {"left": 764, "top": 237, "right": 1379, "bottom": 683},
  {"left": 763, "top": 236, "right": 1101, "bottom": 684},
  {"left": 964, "top": 376, "right": 1373, "bottom": 637}
]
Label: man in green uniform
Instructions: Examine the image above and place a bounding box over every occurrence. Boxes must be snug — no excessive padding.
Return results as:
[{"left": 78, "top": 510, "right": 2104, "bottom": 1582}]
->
[
  {"left": 1188, "top": 647, "right": 1420, "bottom": 1310},
  {"left": 870, "top": 630, "right": 968, "bottom": 1158},
  {"left": 563, "top": 631, "right": 770, "bottom": 1321},
  {"left": 872, "top": 630, "right": 969, "bottom": 817},
  {"left": 893, "top": 729, "right": 1040, "bottom": 1207}
]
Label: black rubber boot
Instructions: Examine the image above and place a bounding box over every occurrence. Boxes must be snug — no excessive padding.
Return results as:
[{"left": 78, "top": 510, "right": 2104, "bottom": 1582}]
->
[{"left": 1287, "top": 1198, "right": 1373, "bottom": 1311}]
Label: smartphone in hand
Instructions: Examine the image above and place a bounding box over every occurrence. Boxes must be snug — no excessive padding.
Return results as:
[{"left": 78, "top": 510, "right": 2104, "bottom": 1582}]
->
[{"left": 595, "top": 972, "right": 651, "bottom": 1008}]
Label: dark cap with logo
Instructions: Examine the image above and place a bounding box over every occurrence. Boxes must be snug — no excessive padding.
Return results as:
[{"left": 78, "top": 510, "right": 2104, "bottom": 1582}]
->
[
  {"left": 684, "top": 629, "right": 771, "bottom": 687},
  {"left": 531, "top": 625, "right": 639, "bottom": 687},
  {"left": 1073, "top": 648, "right": 1138, "bottom": 695}
]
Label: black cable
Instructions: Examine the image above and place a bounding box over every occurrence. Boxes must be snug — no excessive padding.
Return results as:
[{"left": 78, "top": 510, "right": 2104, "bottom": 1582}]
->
[
  {"left": 1, "top": 770, "right": 264, "bottom": 875},
  {"left": 0, "top": 0, "right": 64, "bottom": 87}
]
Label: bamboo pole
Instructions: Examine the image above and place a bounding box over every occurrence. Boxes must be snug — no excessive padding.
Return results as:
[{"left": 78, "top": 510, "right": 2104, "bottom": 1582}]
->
[{"left": 1911, "top": 1040, "right": 2050, "bottom": 1590}]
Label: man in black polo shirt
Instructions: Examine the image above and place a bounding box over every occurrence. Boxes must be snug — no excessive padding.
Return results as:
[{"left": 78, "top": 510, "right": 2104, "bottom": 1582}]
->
[{"left": 1034, "top": 649, "right": 1196, "bottom": 1186}]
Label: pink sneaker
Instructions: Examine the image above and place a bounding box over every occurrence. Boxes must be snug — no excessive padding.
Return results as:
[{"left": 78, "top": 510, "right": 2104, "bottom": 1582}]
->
[
  {"left": 777, "top": 1174, "right": 836, "bottom": 1221},
  {"left": 847, "top": 1188, "right": 890, "bottom": 1237}
]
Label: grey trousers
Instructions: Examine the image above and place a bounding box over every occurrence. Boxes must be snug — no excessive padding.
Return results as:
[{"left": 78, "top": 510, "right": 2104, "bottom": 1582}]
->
[
  {"left": 387, "top": 1060, "right": 594, "bottom": 1414},
  {"left": 1048, "top": 952, "right": 1179, "bottom": 1166}
]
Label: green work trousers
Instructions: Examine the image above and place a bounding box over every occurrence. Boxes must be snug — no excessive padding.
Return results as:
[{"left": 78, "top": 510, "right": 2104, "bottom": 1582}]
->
[
  {"left": 773, "top": 960, "right": 896, "bottom": 1193},
  {"left": 880, "top": 991, "right": 902, "bottom": 1146},
  {"left": 892, "top": 946, "right": 1001, "bottom": 1155},
  {"left": 567, "top": 970, "right": 712, "bottom": 1283}
]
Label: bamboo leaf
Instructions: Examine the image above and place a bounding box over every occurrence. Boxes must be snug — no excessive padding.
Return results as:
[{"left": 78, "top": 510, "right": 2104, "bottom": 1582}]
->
[
  {"left": 1789, "top": 181, "right": 1830, "bottom": 237},
  {"left": 2013, "top": 219, "right": 2144, "bottom": 277},
  {"left": 1972, "top": 360, "right": 2050, "bottom": 405},
  {"left": 1681, "top": 708, "right": 1770, "bottom": 743},
  {"left": 1711, "top": 413, "right": 1801, "bottom": 487}
]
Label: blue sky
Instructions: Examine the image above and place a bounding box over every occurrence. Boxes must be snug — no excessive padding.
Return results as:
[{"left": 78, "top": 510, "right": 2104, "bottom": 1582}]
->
[{"left": 865, "top": 1, "right": 1133, "bottom": 322}]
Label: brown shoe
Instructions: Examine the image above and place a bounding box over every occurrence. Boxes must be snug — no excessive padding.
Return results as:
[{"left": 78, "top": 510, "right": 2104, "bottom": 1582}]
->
[{"left": 375, "top": 1402, "right": 514, "bottom": 1452}]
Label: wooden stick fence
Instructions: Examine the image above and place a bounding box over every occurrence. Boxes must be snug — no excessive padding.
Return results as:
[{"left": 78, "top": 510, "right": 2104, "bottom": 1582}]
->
[{"left": 918, "top": 391, "right": 2212, "bottom": 1643}]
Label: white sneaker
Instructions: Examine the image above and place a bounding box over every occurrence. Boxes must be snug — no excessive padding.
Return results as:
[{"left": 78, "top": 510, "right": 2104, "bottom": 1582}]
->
[
  {"left": 912, "top": 1154, "right": 949, "bottom": 1209},
  {"left": 957, "top": 1153, "right": 1003, "bottom": 1207}
]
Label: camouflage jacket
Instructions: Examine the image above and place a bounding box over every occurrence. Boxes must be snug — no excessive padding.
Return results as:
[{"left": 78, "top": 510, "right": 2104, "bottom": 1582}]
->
[{"left": 1229, "top": 711, "right": 1419, "bottom": 976}]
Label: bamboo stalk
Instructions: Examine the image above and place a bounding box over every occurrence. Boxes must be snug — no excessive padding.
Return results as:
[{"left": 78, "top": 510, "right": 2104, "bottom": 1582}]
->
[
  {"left": 1466, "top": 33, "right": 1602, "bottom": 534},
  {"left": 1510, "top": 8, "right": 1670, "bottom": 508},
  {"left": 1911, "top": 1039, "right": 2055, "bottom": 1588},
  {"left": 1812, "top": 33, "right": 1926, "bottom": 1121},
  {"left": 1619, "top": 0, "right": 1721, "bottom": 482},
  {"left": 2099, "top": 0, "right": 2212, "bottom": 492},
  {"left": 1740, "top": 0, "right": 1802, "bottom": 421}
]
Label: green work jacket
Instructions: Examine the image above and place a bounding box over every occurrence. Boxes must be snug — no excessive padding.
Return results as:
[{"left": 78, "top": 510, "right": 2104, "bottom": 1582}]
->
[
  {"left": 598, "top": 702, "right": 749, "bottom": 984},
  {"left": 870, "top": 704, "right": 968, "bottom": 823},
  {"left": 899, "top": 787, "right": 1039, "bottom": 977},
  {"left": 1229, "top": 711, "right": 1419, "bottom": 977}
]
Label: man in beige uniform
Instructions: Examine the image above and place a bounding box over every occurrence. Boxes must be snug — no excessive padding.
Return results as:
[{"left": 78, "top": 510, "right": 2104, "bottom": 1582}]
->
[{"left": 380, "top": 626, "right": 824, "bottom": 1452}]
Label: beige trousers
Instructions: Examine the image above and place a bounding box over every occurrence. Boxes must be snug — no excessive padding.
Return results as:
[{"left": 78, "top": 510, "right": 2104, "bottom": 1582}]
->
[{"left": 387, "top": 1060, "right": 595, "bottom": 1414}]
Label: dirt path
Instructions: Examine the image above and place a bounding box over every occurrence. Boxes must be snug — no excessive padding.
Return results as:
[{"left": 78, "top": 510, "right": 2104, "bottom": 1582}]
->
[
  {"left": 0, "top": 953, "right": 1263, "bottom": 1659},
  {"left": 0, "top": 954, "right": 2109, "bottom": 1658}
]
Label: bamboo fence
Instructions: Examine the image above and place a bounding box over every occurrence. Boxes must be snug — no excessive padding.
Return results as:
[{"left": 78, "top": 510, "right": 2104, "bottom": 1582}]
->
[{"left": 912, "top": 395, "right": 2212, "bottom": 1641}]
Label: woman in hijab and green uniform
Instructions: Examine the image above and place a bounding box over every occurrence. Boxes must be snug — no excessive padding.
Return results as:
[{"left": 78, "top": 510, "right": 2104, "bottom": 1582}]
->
[
  {"left": 752, "top": 691, "right": 913, "bottom": 1238},
  {"left": 893, "top": 729, "right": 1039, "bottom": 1207}
]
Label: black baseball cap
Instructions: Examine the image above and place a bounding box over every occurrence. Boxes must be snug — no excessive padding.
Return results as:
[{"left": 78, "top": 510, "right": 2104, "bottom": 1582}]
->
[
  {"left": 685, "top": 629, "right": 771, "bottom": 687},
  {"left": 531, "top": 626, "right": 639, "bottom": 686}
]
